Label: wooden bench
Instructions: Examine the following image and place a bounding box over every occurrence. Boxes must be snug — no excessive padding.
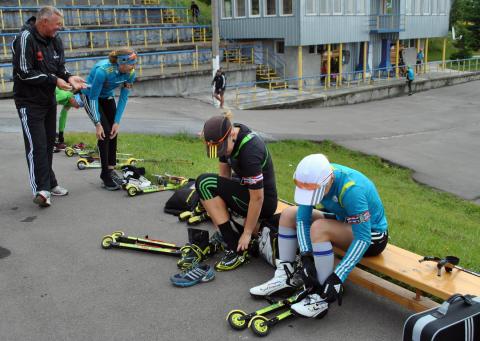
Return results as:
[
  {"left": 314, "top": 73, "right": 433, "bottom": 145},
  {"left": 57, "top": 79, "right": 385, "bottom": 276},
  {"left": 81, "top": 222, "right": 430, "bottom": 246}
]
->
[{"left": 275, "top": 201, "right": 480, "bottom": 312}]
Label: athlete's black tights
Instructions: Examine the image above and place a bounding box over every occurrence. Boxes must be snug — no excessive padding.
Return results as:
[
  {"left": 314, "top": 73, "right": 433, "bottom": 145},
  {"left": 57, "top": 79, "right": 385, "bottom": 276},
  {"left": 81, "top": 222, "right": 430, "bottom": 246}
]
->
[{"left": 97, "top": 98, "right": 117, "bottom": 177}]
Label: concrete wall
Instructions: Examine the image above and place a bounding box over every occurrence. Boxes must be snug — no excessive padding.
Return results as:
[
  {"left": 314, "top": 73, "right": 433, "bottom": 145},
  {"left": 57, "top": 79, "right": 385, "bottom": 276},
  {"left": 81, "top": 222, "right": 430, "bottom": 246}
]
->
[
  {"left": 131, "top": 66, "right": 256, "bottom": 97},
  {"left": 249, "top": 72, "right": 480, "bottom": 109}
]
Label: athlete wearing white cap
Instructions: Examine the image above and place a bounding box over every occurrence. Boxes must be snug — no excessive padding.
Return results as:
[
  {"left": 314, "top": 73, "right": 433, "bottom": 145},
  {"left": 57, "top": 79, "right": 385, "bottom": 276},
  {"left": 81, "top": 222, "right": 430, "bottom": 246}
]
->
[{"left": 250, "top": 154, "right": 388, "bottom": 318}]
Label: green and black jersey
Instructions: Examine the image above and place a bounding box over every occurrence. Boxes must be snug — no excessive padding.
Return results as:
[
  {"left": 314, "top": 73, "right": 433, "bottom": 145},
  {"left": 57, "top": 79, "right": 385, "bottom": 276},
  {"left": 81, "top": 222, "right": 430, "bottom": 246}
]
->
[{"left": 219, "top": 123, "right": 277, "bottom": 201}]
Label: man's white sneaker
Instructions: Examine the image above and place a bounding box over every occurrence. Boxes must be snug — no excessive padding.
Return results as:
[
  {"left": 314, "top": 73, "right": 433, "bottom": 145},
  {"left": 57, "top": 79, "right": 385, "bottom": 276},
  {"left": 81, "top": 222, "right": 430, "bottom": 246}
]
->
[
  {"left": 249, "top": 259, "right": 302, "bottom": 297},
  {"left": 290, "top": 293, "right": 328, "bottom": 318},
  {"left": 33, "top": 191, "right": 51, "bottom": 207},
  {"left": 51, "top": 185, "right": 69, "bottom": 196}
]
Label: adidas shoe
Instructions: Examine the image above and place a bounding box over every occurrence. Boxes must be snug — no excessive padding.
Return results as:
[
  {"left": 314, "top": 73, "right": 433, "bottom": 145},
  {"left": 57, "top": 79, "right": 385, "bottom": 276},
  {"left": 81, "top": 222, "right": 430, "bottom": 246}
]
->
[
  {"left": 170, "top": 264, "right": 215, "bottom": 287},
  {"left": 290, "top": 293, "right": 329, "bottom": 318},
  {"left": 214, "top": 250, "right": 249, "bottom": 272},
  {"left": 249, "top": 259, "right": 302, "bottom": 297},
  {"left": 51, "top": 185, "right": 68, "bottom": 196},
  {"left": 33, "top": 190, "right": 51, "bottom": 207}
]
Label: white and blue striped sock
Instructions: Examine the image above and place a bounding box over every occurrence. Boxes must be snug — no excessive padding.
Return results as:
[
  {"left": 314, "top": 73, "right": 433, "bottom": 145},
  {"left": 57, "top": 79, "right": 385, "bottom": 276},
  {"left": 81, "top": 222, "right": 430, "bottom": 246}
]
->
[
  {"left": 313, "top": 241, "right": 334, "bottom": 285},
  {"left": 278, "top": 226, "right": 297, "bottom": 262}
]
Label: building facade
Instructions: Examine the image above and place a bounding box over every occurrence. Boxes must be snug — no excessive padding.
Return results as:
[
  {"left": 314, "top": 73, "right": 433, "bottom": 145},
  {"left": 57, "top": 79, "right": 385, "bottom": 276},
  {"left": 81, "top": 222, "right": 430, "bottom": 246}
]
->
[{"left": 219, "top": 0, "right": 452, "bottom": 86}]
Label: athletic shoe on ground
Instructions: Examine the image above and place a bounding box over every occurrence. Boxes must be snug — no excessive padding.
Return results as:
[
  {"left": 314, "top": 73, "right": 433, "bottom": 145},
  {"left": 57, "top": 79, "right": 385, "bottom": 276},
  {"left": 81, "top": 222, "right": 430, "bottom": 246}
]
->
[
  {"left": 250, "top": 259, "right": 302, "bottom": 297},
  {"left": 291, "top": 293, "right": 329, "bottom": 318},
  {"left": 51, "top": 185, "right": 68, "bottom": 196},
  {"left": 101, "top": 174, "right": 120, "bottom": 191},
  {"left": 33, "top": 190, "right": 51, "bottom": 207},
  {"left": 109, "top": 170, "right": 124, "bottom": 187},
  {"left": 170, "top": 264, "right": 215, "bottom": 287},
  {"left": 214, "top": 250, "right": 249, "bottom": 271}
]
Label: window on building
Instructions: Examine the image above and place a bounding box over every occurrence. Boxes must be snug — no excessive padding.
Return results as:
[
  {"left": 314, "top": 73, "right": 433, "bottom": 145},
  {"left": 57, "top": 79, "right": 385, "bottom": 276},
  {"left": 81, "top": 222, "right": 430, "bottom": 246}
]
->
[
  {"left": 281, "top": 0, "right": 293, "bottom": 15},
  {"left": 276, "top": 41, "right": 285, "bottom": 54},
  {"left": 357, "top": 0, "right": 365, "bottom": 14},
  {"left": 423, "top": 0, "right": 430, "bottom": 14},
  {"left": 306, "top": 0, "right": 316, "bottom": 14},
  {"left": 250, "top": 0, "right": 260, "bottom": 16},
  {"left": 333, "top": 0, "right": 342, "bottom": 14},
  {"left": 265, "top": 0, "right": 276, "bottom": 15},
  {"left": 431, "top": 0, "right": 437, "bottom": 15},
  {"left": 405, "top": 0, "right": 412, "bottom": 15},
  {"left": 309, "top": 45, "right": 316, "bottom": 54},
  {"left": 236, "top": 0, "right": 246, "bottom": 17},
  {"left": 345, "top": 0, "right": 354, "bottom": 14},
  {"left": 222, "top": 0, "right": 233, "bottom": 18},
  {"left": 319, "top": 0, "right": 330, "bottom": 14},
  {"left": 439, "top": 0, "right": 446, "bottom": 14},
  {"left": 414, "top": 0, "right": 421, "bottom": 14}
]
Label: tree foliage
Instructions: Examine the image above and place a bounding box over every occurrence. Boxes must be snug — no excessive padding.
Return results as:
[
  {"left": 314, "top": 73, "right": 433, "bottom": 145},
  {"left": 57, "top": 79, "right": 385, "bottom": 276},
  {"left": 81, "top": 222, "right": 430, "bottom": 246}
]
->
[{"left": 450, "top": 0, "right": 480, "bottom": 58}]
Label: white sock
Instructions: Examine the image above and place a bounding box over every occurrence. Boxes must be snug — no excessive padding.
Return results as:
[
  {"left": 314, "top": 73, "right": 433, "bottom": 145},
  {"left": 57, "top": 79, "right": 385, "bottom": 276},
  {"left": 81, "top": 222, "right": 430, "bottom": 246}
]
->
[
  {"left": 313, "top": 241, "right": 334, "bottom": 285},
  {"left": 278, "top": 226, "right": 297, "bottom": 262}
]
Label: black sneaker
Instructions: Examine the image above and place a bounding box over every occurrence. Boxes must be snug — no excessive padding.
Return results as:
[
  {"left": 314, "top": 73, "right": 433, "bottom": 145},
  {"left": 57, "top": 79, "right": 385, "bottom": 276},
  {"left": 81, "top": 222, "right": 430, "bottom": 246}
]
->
[
  {"left": 110, "top": 170, "right": 124, "bottom": 187},
  {"left": 101, "top": 173, "right": 120, "bottom": 191},
  {"left": 214, "top": 250, "right": 249, "bottom": 271}
]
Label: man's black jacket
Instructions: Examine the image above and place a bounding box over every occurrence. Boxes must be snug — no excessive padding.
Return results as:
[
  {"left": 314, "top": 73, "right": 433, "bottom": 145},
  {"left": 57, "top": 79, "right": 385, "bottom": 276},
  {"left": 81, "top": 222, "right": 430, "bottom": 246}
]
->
[{"left": 12, "top": 17, "right": 71, "bottom": 107}]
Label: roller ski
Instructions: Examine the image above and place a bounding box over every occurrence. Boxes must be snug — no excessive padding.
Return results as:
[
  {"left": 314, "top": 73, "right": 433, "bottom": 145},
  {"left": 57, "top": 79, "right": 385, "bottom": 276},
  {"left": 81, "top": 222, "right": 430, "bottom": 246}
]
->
[
  {"left": 227, "top": 288, "right": 327, "bottom": 337},
  {"left": 77, "top": 154, "right": 140, "bottom": 170},
  {"left": 177, "top": 228, "right": 225, "bottom": 270},
  {"left": 64, "top": 142, "right": 89, "bottom": 157},
  {"left": 124, "top": 170, "right": 188, "bottom": 197},
  {"left": 101, "top": 230, "right": 181, "bottom": 257},
  {"left": 179, "top": 203, "right": 211, "bottom": 225}
]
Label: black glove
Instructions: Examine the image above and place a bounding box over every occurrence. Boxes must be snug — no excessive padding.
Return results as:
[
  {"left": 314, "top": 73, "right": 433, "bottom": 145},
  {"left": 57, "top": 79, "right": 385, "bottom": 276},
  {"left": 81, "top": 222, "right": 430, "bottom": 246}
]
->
[
  {"left": 321, "top": 272, "right": 344, "bottom": 306},
  {"left": 300, "top": 253, "right": 320, "bottom": 290}
]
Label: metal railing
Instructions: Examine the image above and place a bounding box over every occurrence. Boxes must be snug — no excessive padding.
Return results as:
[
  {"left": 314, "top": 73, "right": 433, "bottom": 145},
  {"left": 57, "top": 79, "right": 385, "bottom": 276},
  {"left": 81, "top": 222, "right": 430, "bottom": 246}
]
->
[
  {"left": 0, "top": 25, "right": 211, "bottom": 58},
  {"left": 369, "top": 14, "right": 405, "bottom": 33},
  {"left": 0, "top": 5, "right": 191, "bottom": 30},
  {"left": 228, "top": 57, "right": 480, "bottom": 107},
  {"left": 0, "top": 45, "right": 257, "bottom": 93}
]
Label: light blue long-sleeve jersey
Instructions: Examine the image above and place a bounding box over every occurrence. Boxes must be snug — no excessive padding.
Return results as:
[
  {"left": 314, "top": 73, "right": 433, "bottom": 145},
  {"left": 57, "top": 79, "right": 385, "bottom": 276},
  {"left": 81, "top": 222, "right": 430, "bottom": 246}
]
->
[
  {"left": 82, "top": 59, "right": 136, "bottom": 125},
  {"left": 296, "top": 164, "right": 388, "bottom": 282}
]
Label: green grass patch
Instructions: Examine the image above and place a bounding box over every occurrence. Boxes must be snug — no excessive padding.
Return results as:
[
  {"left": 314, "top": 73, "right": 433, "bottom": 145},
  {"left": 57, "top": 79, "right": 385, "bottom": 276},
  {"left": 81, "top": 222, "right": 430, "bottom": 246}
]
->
[{"left": 65, "top": 133, "right": 480, "bottom": 272}]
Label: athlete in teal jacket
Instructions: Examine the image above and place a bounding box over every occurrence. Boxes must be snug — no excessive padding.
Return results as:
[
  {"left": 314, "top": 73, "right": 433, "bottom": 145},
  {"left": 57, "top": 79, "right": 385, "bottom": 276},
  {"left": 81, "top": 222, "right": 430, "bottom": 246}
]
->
[{"left": 250, "top": 154, "right": 388, "bottom": 318}]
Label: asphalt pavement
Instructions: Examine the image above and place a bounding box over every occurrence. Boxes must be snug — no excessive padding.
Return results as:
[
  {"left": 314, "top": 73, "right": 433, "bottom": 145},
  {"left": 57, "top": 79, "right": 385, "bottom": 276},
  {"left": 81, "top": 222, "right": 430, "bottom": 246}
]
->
[{"left": 0, "top": 81, "right": 478, "bottom": 341}]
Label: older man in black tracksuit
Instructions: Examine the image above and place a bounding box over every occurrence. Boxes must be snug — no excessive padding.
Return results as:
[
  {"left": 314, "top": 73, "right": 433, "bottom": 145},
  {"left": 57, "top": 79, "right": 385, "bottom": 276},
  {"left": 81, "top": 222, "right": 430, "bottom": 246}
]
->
[{"left": 12, "top": 6, "right": 85, "bottom": 207}]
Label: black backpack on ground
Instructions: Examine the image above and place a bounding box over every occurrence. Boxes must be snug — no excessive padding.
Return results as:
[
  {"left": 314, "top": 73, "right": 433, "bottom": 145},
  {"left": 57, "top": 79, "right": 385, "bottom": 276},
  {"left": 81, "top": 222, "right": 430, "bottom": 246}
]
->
[{"left": 164, "top": 180, "right": 198, "bottom": 216}]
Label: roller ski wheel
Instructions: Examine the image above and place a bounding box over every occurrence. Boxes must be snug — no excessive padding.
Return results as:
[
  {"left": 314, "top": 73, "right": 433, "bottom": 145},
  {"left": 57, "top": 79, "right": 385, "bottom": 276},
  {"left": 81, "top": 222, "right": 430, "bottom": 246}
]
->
[
  {"left": 249, "top": 315, "right": 270, "bottom": 337},
  {"left": 127, "top": 186, "right": 138, "bottom": 197},
  {"left": 77, "top": 160, "right": 87, "bottom": 170},
  {"left": 101, "top": 235, "right": 114, "bottom": 249},
  {"left": 65, "top": 147, "right": 75, "bottom": 157},
  {"left": 226, "top": 310, "right": 248, "bottom": 330},
  {"left": 111, "top": 231, "right": 125, "bottom": 239}
]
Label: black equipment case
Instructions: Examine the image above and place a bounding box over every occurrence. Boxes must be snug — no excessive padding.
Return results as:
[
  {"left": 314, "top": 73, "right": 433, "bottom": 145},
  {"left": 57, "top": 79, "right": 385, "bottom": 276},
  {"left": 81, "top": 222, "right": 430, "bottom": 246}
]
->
[{"left": 403, "top": 294, "right": 479, "bottom": 341}]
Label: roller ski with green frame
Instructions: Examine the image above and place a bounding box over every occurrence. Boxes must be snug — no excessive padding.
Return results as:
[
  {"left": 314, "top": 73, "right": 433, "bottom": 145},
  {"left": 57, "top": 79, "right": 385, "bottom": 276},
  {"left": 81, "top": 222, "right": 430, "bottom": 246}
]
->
[
  {"left": 227, "top": 288, "right": 326, "bottom": 337},
  {"left": 77, "top": 154, "right": 141, "bottom": 170},
  {"left": 125, "top": 173, "right": 188, "bottom": 197},
  {"left": 64, "top": 142, "right": 91, "bottom": 157},
  {"left": 101, "top": 231, "right": 181, "bottom": 257}
]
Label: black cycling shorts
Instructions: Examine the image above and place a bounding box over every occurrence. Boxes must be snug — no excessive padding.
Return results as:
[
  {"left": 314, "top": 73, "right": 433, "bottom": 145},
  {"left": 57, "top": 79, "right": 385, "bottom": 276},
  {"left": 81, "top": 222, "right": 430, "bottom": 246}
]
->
[
  {"left": 195, "top": 173, "right": 277, "bottom": 218},
  {"left": 364, "top": 231, "right": 388, "bottom": 257}
]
